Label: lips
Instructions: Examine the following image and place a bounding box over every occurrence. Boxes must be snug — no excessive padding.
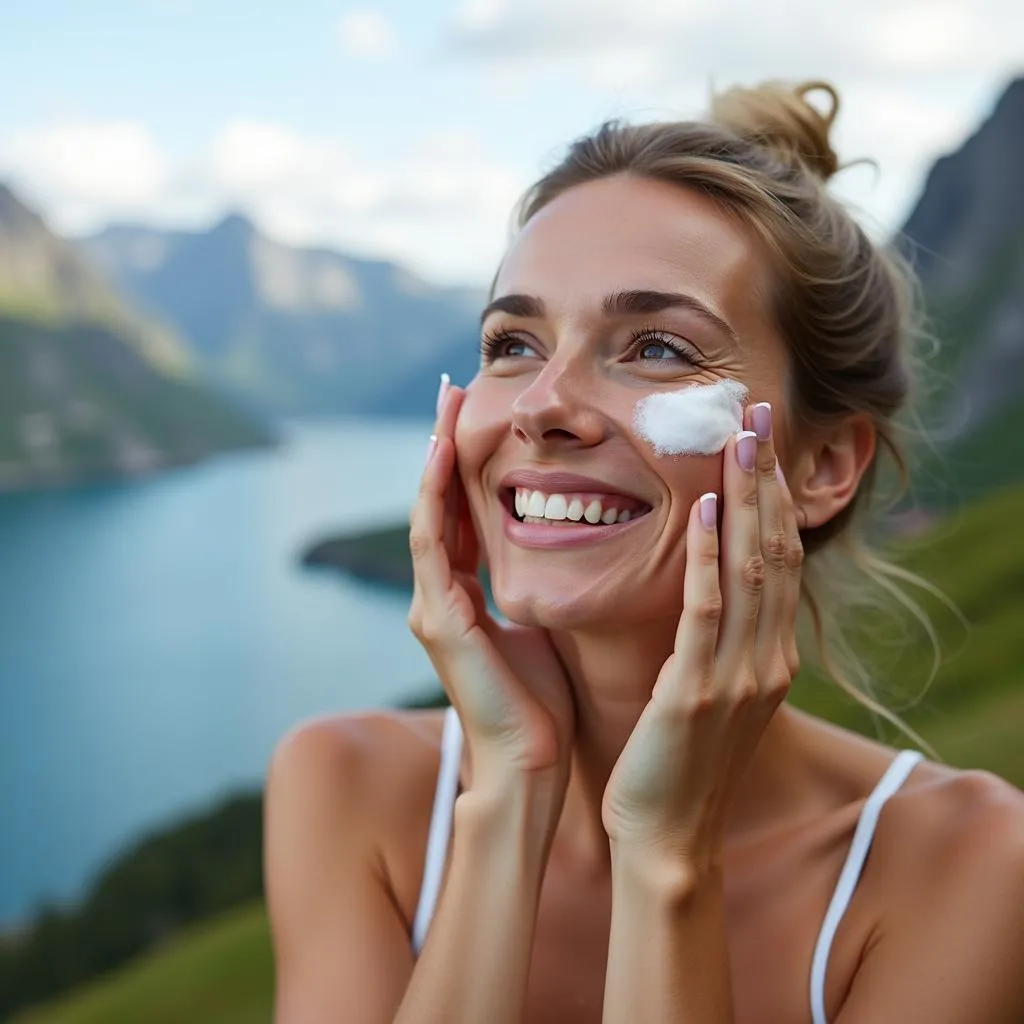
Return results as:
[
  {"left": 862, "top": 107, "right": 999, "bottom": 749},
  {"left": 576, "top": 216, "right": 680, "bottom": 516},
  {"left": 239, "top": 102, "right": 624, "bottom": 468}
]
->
[{"left": 499, "top": 470, "right": 649, "bottom": 502}]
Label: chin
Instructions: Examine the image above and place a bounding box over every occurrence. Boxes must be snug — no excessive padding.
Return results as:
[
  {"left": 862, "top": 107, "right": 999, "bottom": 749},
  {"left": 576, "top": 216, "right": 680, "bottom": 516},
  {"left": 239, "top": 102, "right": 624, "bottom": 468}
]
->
[{"left": 493, "top": 576, "right": 630, "bottom": 632}]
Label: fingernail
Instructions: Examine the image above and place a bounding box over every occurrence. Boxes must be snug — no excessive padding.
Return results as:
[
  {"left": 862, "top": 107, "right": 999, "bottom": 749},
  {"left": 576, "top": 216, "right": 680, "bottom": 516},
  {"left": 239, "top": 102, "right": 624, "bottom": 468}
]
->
[
  {"left": 736, "top": 430, "right": 757, "bottom": 472},
  {"left": 775, "top": 458, "right": 785, "bottom": 487},
  {"left": 425, "top": 433, "right": 437, "bottom": 465},
  {"left": 751, "top": 402, "right": 772, "bottom": 441},
  {"left": 699, "top": 492, "right": 717, "bottom": 531},
  {"left": 436, "top": 373, "right": 451, "bottom": 417}
]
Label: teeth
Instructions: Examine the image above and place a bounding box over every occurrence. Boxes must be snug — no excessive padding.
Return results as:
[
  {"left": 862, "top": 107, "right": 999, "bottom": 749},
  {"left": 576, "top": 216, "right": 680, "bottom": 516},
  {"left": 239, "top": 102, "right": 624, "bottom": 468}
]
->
[
  {"left": 544, "top": 494, "right": 568, "bottom": 520},
  {"left": 526, "top": 490, "right": 547, "bottom": 517},
  {"left": 513, "top": 488, "right": 643, "bottom": 525}
]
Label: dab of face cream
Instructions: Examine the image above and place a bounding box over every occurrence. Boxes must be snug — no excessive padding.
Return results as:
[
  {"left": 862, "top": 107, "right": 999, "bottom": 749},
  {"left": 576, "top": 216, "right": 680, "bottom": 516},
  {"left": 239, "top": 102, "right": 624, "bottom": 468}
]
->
[{"left": 633, "top": 379, "right": 749, "bottom": 456}]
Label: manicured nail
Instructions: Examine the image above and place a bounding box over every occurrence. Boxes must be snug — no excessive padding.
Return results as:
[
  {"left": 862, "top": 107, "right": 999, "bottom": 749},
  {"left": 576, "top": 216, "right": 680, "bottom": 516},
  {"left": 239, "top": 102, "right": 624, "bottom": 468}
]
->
[
  {"left": 699, "top": 492, "right": 718, "bottom": 531},
  {"left": 436, "top": 373, "right": 451, "bottom": 416},
  {"left": 736, "top": 430, "right": 757, "bottom": 472},
  {"left": 751, "top": 402, "right": 772, "bottom": 441},
  {"left": 425, "top": 434, "right": 437, "bottom": 465}
]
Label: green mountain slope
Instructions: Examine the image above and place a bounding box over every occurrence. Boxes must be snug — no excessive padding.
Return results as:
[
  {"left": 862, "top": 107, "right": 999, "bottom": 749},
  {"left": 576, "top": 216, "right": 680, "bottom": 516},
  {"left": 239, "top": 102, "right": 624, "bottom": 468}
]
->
[
  {"left": 0, "top": 185, "right": 274, "bottom": 490},
  {"left": 11, "top": 904, "right": 273, "bottom": 1024}
]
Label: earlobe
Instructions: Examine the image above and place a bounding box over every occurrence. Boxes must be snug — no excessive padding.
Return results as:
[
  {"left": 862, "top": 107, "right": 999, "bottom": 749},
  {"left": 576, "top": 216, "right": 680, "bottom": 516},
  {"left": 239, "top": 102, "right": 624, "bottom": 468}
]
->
[{"left": 792, "top": 415, "right": 876, "bottom": 530}]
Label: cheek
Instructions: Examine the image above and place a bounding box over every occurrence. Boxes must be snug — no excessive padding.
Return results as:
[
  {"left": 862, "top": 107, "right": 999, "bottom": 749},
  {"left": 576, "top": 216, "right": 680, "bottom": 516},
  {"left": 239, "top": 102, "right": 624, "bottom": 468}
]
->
[{"left": 454, "top": 380, "right": 511, "bottom": 494}]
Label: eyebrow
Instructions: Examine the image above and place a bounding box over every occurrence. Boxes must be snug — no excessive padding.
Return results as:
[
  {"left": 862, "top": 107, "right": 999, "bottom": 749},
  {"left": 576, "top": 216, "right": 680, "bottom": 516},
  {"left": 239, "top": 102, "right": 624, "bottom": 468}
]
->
[{"left": 479, "top": 289, "right": 739, "bottom": 347}]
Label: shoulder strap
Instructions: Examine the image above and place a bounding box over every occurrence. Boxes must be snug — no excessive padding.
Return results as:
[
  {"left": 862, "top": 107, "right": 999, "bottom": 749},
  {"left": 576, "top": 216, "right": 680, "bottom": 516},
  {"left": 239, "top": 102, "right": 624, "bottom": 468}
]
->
[
  {"left": 411, "top": 705, "right": 463, "bottom": 954},
  {"left": 809, "top": 749, "right": 924, "bottom": 1024}
]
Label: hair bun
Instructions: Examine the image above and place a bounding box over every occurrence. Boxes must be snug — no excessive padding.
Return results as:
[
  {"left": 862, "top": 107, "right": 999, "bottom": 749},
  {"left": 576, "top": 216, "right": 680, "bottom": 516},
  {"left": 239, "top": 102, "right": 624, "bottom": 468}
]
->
[{"left": 710, "top": 79, "right": 842, "bottom": 183}]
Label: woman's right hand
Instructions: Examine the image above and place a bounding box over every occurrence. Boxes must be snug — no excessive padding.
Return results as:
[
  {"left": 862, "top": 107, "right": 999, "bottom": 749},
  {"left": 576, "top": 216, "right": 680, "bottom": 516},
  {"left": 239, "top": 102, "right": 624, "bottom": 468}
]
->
[{"left": 407, "top": 382, "right": 575, "bottom": 793}]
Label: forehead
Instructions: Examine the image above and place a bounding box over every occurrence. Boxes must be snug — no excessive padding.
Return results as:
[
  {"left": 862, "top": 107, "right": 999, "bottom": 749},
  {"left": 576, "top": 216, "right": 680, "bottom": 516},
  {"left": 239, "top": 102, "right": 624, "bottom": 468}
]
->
[{"left": 494, "top": 174, "right": 770, "bottom": 325}]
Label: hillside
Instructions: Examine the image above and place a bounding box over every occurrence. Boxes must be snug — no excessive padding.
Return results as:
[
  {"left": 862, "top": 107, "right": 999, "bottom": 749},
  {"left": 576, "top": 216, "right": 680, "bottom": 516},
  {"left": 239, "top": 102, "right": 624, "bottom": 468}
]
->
[
  {"left": 84, "top": 216, "right": 486, "bottom": 419},
  {"left": 897, "top": 76, "right": 1024, "bottom": 509},
  {"left": 0, "top": 186, "right": 274, "bottom": 490}
]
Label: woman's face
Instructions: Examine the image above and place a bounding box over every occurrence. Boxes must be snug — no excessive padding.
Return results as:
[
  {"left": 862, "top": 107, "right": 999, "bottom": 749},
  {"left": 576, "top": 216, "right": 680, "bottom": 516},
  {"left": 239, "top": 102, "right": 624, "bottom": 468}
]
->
[{"left": 456, "top": 173, "right": 792, "bottom": 631}]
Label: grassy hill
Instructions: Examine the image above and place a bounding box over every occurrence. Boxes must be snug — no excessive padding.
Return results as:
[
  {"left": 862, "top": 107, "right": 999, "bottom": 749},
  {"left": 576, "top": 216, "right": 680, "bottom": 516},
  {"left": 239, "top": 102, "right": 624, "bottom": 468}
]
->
[
  {"left": 14, "top": 482, "right": 1024, "bottom": 1023},
  {"left": 11, "top": 904, "right": 273, "bottom": 1024}
]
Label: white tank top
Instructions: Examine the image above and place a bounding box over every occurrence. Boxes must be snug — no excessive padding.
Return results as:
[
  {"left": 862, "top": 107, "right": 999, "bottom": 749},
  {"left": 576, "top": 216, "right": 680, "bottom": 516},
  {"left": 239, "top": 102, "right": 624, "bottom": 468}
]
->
[{"left": 411, "top": 706, "right": 923, "bottom": 1024}]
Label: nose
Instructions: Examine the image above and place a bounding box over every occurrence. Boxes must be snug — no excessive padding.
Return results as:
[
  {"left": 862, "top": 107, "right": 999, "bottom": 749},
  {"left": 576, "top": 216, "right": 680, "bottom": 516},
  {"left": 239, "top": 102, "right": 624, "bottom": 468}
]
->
[{"left": 509, "top": 356, "right": 606, "bottom": 451}]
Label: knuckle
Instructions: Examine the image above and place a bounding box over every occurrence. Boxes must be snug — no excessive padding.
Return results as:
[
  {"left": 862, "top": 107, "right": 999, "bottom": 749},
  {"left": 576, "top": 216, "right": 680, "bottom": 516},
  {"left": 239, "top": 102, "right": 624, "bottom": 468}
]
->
[
  {"left": 740, "top": 553, "right": 766, "bottom": 593},
  {"left": 731, "top": 675, "right": 759, "bottom": 706},
  {"left": 785, "top": 646, "right": 801, "bottom": 678},
  {"left": 693, "top": 595, "right": 724, "bottom": 626},
  {"left": 408, "top": 527, "right": 432, "bottom": 561},
  {"left": 785, "top": 539, "right": 805, "bottom": 571},
  {"left": 680, "top": 684, "right": 719, "bottom": 717},
  {"left": 741, "top": 485, "right": 760, "bottom": 510},
  {"left": 764, "top": 529, "right": 788, "bottom": 566}
]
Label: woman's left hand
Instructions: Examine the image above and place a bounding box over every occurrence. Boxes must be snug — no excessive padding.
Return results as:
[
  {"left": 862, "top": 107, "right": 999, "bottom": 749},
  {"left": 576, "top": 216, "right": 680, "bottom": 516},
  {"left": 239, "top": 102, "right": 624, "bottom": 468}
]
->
[{"left": 601, "top": 402, "right": 804, "bottom": 865}]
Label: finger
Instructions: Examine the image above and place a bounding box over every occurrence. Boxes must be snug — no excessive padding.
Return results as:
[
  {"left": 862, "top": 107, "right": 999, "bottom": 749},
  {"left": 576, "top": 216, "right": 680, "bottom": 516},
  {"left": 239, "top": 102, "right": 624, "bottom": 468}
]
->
[
  {"left": 409, "top": 387, "right": 466, "bottom": 609},
  {"left": 719, "top": 426, "right": 764, "bottom": 658},
  {"left": 409, "top": 432, "right": 458, "bottom": 612},
  {"left": 775, "top": 461, "right": 805, "bottom": 675},
  {"left": 672, "top": 492, "right": 723, "bottom": 692},
  {"left": 749, "top": 402, "right": 787, "bottom": 666}
]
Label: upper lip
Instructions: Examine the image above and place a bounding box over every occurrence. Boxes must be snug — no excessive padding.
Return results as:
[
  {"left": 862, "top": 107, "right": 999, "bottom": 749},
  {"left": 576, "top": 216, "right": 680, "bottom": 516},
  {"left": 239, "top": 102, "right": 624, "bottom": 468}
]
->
[{"left": 499, "top": 469, "right": 650, "bottom": 504}]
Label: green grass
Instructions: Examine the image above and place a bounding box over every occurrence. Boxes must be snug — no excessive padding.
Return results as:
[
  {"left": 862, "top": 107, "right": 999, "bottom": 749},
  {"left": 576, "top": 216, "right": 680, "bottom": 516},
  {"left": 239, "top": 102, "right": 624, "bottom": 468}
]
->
[{"left": 12, "top": 904, "right": 274, "bottom": 1024}]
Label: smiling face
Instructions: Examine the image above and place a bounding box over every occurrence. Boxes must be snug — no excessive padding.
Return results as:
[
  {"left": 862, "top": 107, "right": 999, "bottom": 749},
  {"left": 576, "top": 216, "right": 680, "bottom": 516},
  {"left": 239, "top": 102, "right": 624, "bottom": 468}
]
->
[{"left": 456, "top": 173, "right": 792, "bottom": 631}]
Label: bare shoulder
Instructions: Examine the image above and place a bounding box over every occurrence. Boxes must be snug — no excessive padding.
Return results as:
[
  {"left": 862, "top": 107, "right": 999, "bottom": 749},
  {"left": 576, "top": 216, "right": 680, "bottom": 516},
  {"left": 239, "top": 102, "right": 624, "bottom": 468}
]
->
[
  {"left": 881, "top": 759, "right": 1024, "bottom": 897},
  {"left": 264, "top": 706, "right": 451, "bottom": 943},
  {"left": 830, "top": 761, "right": 1024, "bottom": 1021}
]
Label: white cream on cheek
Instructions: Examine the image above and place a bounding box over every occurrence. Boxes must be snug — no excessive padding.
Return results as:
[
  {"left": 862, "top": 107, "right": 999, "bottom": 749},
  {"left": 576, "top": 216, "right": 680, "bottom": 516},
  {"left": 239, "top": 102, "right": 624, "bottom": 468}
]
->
[{"left": 633, "top": 378, "right": 749, "bottom": 456}]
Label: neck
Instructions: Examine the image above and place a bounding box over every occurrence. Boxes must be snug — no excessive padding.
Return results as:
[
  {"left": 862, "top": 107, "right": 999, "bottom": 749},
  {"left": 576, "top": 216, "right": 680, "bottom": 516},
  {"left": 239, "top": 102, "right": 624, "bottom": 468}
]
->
[{"left": 550, "top": 619, "right": 807, "bottom": 870}]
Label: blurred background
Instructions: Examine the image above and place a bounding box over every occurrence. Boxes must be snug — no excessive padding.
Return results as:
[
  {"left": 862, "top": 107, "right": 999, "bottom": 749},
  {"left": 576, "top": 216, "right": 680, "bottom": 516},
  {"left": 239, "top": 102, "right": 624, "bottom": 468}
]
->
[{"left": 0, "top": 2, "right": 1021, "bottom": 1020}]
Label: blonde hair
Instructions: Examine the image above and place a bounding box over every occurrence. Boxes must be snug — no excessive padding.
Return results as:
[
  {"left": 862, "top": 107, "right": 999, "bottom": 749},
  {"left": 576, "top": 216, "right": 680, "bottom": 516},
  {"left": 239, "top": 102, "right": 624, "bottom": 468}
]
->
[{"left": 505, "top": 80, "right": 949, "bottom": 751}]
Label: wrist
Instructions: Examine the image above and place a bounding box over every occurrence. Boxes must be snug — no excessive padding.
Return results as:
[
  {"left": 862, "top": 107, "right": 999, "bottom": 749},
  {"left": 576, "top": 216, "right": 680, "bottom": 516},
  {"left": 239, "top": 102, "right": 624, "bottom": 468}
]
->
[
  {"left": 457, "top": 772, "right": 565, "bottom": 851},
  {"left": 610, "top": 839, "right": 723, "bottom": 905}
]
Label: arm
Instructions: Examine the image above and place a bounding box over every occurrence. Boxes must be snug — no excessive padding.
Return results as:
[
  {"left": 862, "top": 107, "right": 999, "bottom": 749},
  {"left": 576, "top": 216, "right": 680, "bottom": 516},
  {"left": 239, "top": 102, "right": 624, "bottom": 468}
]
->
[
  {"left": 396, "top": 780, "right": 560, "bottom": 1024},
  {"left": 266, "top": 717, "right": 562, "bottom": 1024},
  {"left": 603, "top": 846, "right": 734, "bottom": 1023}
]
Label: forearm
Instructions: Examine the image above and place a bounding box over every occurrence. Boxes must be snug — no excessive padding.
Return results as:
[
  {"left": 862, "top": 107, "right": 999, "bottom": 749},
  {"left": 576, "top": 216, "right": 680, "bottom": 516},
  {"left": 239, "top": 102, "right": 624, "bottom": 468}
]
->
[
  {"left": 603, "top": 845, "right": 734, "bottom": 1024},
  {"left": 394, "top": 778, "right": 560, "bottom": 1024}
]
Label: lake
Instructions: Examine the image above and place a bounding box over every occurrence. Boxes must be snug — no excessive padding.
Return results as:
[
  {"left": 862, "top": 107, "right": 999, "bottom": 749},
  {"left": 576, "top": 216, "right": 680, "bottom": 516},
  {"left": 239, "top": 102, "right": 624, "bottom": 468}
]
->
[{"left": 0, "top": 418, "right": 438, "bottom": 929}]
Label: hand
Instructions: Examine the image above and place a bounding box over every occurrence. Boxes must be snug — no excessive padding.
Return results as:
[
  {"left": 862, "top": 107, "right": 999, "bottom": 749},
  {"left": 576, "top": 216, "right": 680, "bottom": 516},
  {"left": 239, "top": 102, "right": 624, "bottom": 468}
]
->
[
  {"left": 407, "top": 382, "right": 575, "bottom": 792},
  {"left": 601, "top": 402, "right": 803, "bottom": 863}
]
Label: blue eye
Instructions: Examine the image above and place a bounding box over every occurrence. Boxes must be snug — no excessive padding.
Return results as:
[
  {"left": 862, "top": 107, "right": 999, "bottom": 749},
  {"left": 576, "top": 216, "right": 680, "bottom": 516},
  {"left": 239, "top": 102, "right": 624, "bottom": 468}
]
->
[
  {"left": 631, "top": 329, "right": 698, "bottom": 364},
  {"left": 480, "top": 329, "right": 539, "bottom": 362},
  {"left": 639, "top": 340, "right": 681, "bottom": 360}
]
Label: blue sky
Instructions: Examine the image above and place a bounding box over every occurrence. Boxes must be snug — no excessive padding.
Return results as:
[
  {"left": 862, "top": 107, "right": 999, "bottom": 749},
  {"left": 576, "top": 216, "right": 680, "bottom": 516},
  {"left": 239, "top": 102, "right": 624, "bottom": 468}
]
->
[{"left": 1, "top": 0, "right": 1021, "bottom": 285}]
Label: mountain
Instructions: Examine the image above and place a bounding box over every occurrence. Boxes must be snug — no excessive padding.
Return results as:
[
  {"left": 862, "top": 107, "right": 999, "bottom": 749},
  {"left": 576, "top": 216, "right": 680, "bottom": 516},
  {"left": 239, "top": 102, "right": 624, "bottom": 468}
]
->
[
  {"left": 0, "top": 185, "right": 273, "bottom": 492},
  {"left": 896, "top": 76, "right": 1024, "bottom": 507},
  {"left": 84, "top": 217, "right": 487, "bottom": 418}
]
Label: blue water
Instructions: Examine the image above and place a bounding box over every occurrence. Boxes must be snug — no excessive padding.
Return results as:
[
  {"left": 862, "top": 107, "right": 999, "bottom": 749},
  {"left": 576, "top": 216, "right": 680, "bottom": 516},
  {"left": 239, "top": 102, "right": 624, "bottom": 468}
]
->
[{"left": 0, "top": 418, "right": 438, "bottom": 928}]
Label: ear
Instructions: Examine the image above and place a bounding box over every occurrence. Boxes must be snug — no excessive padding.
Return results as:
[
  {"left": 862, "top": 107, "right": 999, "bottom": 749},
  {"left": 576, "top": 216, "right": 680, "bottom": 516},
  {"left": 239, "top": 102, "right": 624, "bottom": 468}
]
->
[{"left": 790, "top": 413, "right": 876, "bottom": 530}]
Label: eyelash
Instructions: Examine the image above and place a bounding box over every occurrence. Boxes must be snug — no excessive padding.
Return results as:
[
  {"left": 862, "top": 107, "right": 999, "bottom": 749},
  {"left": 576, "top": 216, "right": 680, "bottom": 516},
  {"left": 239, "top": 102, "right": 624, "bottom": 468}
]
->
[{"left": 479, "top": 325, "right": 702, "bottom": 365}]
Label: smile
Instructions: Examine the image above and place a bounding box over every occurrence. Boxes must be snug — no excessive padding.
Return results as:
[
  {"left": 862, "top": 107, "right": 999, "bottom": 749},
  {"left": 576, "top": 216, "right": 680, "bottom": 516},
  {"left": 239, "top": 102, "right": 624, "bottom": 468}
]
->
[{"left": 500, "top": 486, "right": 653, "bottom": 549}]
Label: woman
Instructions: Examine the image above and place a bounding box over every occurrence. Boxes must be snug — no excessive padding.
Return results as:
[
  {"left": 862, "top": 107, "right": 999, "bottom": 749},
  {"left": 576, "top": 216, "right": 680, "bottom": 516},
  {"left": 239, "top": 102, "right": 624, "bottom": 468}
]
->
[{"left": 265, "top": 81, "right": 1024, "bottom": 1023}]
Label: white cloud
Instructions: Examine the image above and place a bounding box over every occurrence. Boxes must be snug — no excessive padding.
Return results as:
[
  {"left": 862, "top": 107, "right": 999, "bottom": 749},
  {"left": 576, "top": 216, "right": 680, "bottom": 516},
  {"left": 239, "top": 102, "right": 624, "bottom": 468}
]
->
[
  {"left": 1, "top": 121, "right": 167, "bottom": 217},
  {"left": 0, "top": 118, "right": 526, "bottom": 286},
  {"left": 445, "top": 0, "right": 1023, "bottom": 82},
  {"left": 337, "top": 9, "right": 398, "bottom": 59}
]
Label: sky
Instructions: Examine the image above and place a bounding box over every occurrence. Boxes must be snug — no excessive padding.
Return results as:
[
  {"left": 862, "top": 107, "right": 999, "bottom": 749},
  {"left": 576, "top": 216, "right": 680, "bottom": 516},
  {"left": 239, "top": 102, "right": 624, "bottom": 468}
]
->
[{"left": 1, "top": 0, "right": 1021, "bottom": 287}]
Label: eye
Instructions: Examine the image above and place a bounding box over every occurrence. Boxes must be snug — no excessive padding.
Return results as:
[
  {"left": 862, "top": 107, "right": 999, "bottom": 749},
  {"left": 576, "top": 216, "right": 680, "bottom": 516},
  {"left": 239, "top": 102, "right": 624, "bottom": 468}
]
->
[
  {"left": 629, "top": 328, "right": 701, "bottom": 365},
  {"left": 480, "top": 328, "right": 540, "bottom": 363}
]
